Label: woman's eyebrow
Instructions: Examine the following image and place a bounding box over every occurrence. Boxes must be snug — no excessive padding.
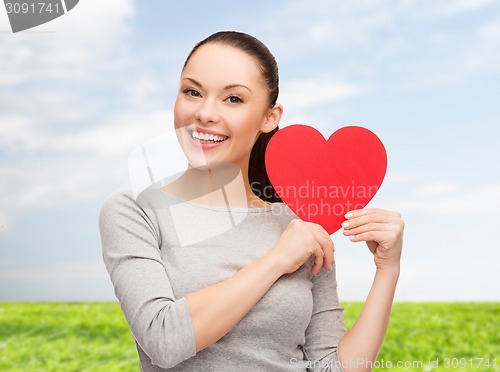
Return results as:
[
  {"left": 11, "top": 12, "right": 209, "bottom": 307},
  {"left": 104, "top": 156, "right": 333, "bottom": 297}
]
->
[
  {"left": 182, "top": 77, "right": 253, "bottom": 94},
  {"left": 224, "top": 84, "right": 253, "bottom": 94},
  {"left": 183, "top": 77, "right": 203, "bottom": 88}
]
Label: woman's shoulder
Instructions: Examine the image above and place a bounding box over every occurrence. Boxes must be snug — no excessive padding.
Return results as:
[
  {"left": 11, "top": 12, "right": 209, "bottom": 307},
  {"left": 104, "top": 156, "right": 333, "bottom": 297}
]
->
[
  {"left": 99, "top": 187, "right": 171, "bottom": 226},
  {"left": 98, "top": 188, "right": 165, "bottom": 239},
  {"left": 99, "top": 188, "right": 159, "bottom": 220},
  {"left": 100, "top": 188, "right": 136, "bottom": 210},
  {"left": 100, "top": 187, "right": 163, "bottom": 210},
  {"left": 269, "top": 200, "right": 300, "bottom": 223},
  {"left": 98, "top": 188, "right": 138, "bottom": 223}
]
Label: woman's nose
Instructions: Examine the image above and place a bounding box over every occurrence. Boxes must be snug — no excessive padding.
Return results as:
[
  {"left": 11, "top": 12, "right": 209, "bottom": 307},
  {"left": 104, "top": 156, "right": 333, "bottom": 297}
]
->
[{"left": 195, "top": 98, "right": 221, "bottom": 124}]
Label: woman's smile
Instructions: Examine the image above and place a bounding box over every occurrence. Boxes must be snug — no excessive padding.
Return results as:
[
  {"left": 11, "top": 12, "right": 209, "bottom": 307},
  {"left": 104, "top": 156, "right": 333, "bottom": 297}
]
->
[{"left": 187, "top": 127, "right": 230, "bottom": 150}]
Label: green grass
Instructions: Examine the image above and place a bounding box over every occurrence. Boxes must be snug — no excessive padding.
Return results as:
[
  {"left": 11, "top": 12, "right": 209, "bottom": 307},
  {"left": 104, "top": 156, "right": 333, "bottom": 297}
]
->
[
  {"left": 0, "top": 303, "right": 137, "bottom": 372},
  {"left": 342, "top": 303, "right": 499, "bottom": 371},
  {"left": 0, "top": 302, "right": 498, "bottom": 371}
]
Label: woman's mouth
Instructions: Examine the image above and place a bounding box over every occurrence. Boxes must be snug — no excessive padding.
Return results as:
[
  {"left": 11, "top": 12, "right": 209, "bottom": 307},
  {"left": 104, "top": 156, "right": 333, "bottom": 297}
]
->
[{"left": 187, "top": 129, "right": 230, "bottom": 149}]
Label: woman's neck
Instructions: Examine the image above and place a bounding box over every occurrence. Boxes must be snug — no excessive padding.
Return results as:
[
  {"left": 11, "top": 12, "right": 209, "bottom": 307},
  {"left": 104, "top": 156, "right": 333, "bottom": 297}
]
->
[{"left": 160, "top": 162, "right": 269, "bottom": 209}]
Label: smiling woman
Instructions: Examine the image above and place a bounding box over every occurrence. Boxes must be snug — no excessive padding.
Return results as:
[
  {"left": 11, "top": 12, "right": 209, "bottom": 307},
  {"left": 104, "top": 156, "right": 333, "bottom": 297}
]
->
[
  {"left": 171, "top": 33, "right": 283, "bottom": 206},
  {"left": 99, "top": 30, "right": 405, "bottom": 372}
]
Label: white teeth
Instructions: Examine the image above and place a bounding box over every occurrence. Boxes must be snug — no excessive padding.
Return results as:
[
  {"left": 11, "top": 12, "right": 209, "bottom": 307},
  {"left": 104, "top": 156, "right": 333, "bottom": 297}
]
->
[{"left": 190, "top": 130, "right": 228, "bottom": 142}]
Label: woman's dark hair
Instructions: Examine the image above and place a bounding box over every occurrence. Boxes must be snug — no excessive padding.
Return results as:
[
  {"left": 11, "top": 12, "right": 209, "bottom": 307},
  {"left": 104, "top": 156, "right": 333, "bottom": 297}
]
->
[{"left": 182, "top": 31, "right": 282, "bottom": 203}]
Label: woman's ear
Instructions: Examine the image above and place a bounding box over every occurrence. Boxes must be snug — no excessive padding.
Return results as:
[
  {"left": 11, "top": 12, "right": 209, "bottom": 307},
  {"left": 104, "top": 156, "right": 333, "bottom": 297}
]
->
[{"left": 260, "top": 103, "right": 283, "bottom": 133}]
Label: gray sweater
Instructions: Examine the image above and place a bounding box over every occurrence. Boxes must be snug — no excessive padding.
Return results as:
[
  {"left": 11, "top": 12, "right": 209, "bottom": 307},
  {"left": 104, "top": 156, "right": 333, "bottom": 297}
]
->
[{"left": 99, "top": 187, "right": 347, "bottom": 371}]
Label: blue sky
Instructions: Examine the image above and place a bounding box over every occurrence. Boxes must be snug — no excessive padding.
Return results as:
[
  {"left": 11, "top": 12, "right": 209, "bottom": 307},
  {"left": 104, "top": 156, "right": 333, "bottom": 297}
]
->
[{"left": 1, "top": 0, "right": 499, "bottom": 301}]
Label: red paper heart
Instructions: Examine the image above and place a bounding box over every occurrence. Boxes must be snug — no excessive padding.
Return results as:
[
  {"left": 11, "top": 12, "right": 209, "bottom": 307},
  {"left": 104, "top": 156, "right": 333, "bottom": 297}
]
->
[{"left": 265, "top": 125, "right": 387, "bottom": 234}]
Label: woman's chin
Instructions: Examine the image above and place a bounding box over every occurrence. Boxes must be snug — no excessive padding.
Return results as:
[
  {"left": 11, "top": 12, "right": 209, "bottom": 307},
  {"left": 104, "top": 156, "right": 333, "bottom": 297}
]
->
[{"left": 187, "top": 159, "right": 237, "bottom": 171}]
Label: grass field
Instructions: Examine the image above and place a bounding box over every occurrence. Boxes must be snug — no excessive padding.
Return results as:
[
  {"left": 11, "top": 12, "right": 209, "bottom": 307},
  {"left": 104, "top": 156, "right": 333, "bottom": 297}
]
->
[{"left": 0, "top": 302, "right": 498, "bottom": 371}]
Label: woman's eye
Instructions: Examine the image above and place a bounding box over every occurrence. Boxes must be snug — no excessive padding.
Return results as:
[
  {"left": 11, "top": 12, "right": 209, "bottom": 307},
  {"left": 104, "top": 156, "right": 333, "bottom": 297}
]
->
[
  {"left": 184, "top": 89, "right": 201, "bottom": 97},
  {"left": 227, "top": 95, "right": 243, "bottom": 103}
]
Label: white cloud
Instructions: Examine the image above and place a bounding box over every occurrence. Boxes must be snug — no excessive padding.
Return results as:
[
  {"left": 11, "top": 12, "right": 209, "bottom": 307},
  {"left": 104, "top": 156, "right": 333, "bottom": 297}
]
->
[
  {"left": 0, "top": 212, "right": 6, "bottom": 231},
  {"left": 58, "top": 110, "right": 173, "bottom": 156},
  {"left": 0, "top": 110, "right": 171, "bottom": 155},
  {"left": 265, "top": 0, "right": 395, "bottom": 55},
  {"left": 396, "top": 258, "right": 499, "bottom": 301},
  {"left": 126, "top": 74, "right": 168, "bottom": 107},
  {"left": 0, "top": 261, "right": 115, "bottom": 301},
  {"left": 0, "top": 261, "right": 104, "bottom": 282},
  {"left": 336, "top": 257, "right": 377, "bottom": 301},
  {"left": 462, "top": 16, "right": 500, "bottom": 71},
  {"left": 0, "top": 158, "right": 118, "bottom": 211},
  {"left": 0, "top": 259, "right": 15, "bottom": 267},
  {"left": 0, "top": 110, "right": 174, "bottom": 217},
  {"left": 438, "top": 0, "right": 497, "bottom": 15},
  {"left": 333, "top": 208, "right": 500, "bottom": 301},
  {"left": 384, "top": 172, "right": 425, "bottom": 184},
  {"left": 387, "top": 185, "right": 500, "bottom": 214},
  {"left": 262, "top": 0, "right": 500, "bottom": 93},
  {"left": 0, "top": 0, "right": 135, "bottom": 85},
  {"left": 478, "top": 17, "right": 500, "bottom": 40},
  {"left": 429, "top": 32, "right": 450, "bottom": 45},
  {"left": 337, "top": 256, "right": 499, "bottom": 301},
  {"left": 333, "top": 231, "right": 500, "bottom": 301},
  {"left": 279, "top": 75, "right": 363, "bottom": 112},
  {"left": 410, "top": 8, "right": 500, "bottom": 80},
  {"left": 266, "top": 0, "right": 496, "bottom": 55},
  {"left": 0, "top": 114, "right": 36, "bottom": 150},
  {"left": 414, "top": 182, "right": 459, "bottom": 197}
]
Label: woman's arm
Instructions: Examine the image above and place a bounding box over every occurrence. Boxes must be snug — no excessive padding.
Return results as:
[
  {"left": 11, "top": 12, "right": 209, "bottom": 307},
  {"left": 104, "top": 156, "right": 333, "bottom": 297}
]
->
[
  {"left": 301, "top": 263, "right": 347, "bottom": 372},
  {"left": 185, "top": 253, "right": 283, "bottom": 352},
  {"left": 338, "top": 208, "right": 404, "bottom": 371},
  {"left": 100, "top": 191, "right": 199, "bottom": 369},
  {"left": 338, "top": 268, "right": 399, "bottom": 370}
]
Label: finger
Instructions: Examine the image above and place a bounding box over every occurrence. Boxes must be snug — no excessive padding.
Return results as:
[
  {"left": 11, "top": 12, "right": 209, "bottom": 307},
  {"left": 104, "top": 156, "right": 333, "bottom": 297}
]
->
[
  {"left": 342, "top": 215, "right": 392, "bottom": 230},
  {"left": 344, "top": 208, "right": 399, "bottom": 221},
  {"left": 343, "top": 211, "right": 398, "bottom": 230},
  {"left": 311, "top": 243, "right": 324, "bottom": 276},
  {"left": 314, "top": 225, "right": 335, "bottom": 268},
  {"left": 342, "top": 222, "right": 393, "bottom": 236},
  {"left": 307, "top": 222, "right": 335, "bottom": 269},
  {"left": 348, "top": 230, "right": 393, "bottom": 243}
]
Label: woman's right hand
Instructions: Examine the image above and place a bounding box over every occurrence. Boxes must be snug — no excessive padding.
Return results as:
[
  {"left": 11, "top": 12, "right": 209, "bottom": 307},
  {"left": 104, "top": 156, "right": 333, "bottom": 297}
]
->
[{"left": 268, "top": 219, "right": 335, "bottom": 276}]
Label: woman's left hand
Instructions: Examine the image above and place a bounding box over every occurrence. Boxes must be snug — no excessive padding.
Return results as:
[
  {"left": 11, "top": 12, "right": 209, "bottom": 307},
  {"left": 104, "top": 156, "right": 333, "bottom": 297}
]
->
[{"left": 341, "top": 208, "right": 404, "bottom": 273}]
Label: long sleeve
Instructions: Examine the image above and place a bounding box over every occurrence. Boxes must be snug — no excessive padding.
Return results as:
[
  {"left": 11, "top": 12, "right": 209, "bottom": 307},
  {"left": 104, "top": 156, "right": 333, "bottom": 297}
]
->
[
  {"left": 98, "top": 189, "right": 196, "bottom": 369},
  {"left": 302, "top": 264, "right": 347, "bottom": 372}
]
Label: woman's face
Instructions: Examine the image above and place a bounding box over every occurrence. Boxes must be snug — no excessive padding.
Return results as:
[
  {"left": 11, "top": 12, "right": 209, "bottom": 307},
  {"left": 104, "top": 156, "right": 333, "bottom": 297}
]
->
[{"left": 174, "top": 43, "right": 279, "bottom": 171}]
